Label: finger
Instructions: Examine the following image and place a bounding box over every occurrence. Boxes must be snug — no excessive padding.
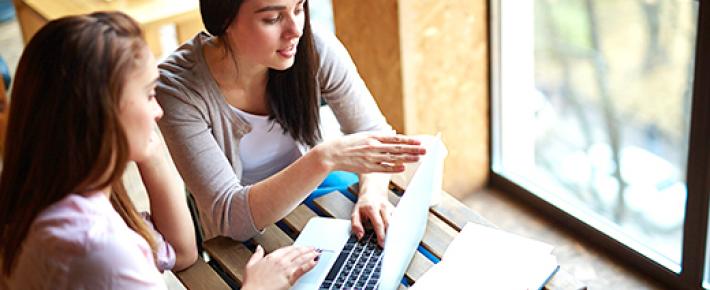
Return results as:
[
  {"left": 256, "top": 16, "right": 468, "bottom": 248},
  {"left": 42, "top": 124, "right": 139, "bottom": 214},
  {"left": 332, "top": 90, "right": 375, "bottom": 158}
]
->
[
  {"left": 380, "top": 204, "right": 391, "bottom": 232},
  {"left": 371, "top": 153, "right": 420, "bottom": 164},
  {"left": 364, "top": 144, "right": 426, "bottom": 156},
  {"left": 374, "top": 135, "right": 422, "bottom": 145},
  {"left": 351, "top": 210, "right": 365, "bottom": 239},
  {"left": 246, "top": 245, "right": 265, "bottom": 268},
  {"left": 380, "top": 144, "right": 427, "bottom": 155},
  {"left": 368, "top": 207, "right": 386, "bottom": 247},
  {"left": 289, "top": 257, "right": 319, "bottom": 285},
  {"left": 290, "top": 250, "right": 319, "bottom": 267},
  {"left": 376, "top": 162, "right": 405, "bottom": 173},
  {"left": 281, "top": 246, "right": 315, "bottom": 263}
]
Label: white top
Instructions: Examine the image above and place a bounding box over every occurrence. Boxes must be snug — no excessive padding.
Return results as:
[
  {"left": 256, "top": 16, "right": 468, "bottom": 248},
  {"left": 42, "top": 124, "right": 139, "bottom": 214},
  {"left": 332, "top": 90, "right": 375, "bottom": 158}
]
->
[
  {"left": 232, "top": 106, "right": 301, "bottom": 185},
  {"left": 4, "top": 193, "right": 171, "bottom": 290}
]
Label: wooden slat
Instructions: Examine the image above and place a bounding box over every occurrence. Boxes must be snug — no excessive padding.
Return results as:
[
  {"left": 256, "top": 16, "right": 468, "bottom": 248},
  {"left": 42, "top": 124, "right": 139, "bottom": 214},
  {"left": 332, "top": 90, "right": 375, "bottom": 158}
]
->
[
  {"left": 389, "top": 178, "right": 494, "bottom": 230},
  {"left": 203, "top": 237, "right": 253, "bottom": 286},
  {"left": 313, "top": 192, "right": 434, "bottom": 283},
  {"left": 281, "top": 204, "right": 318, "bottom": 233},
  {"left": 252, "top": 224, "right": 294, "bottom": 253},
  {"left": 422, "top": 214, "right": 457, "bottom": 258},
  {"left": 314, "top": 190, "right": 354, "bottom": 219},
  {"left": 174, "top": 258, "right": 230, "bottom": 290},
  {"left": 431, "top": 191, "right": 495, "bottom": 229},
  {"left": 405, "top": 252, "right": 434, "bottom": 282}
]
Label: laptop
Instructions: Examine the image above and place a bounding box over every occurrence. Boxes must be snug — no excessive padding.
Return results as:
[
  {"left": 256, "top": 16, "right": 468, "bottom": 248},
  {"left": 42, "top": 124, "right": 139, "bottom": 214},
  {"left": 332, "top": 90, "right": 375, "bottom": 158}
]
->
[{"left": 292, "top": 135, "right": 446, "bottom": 290}]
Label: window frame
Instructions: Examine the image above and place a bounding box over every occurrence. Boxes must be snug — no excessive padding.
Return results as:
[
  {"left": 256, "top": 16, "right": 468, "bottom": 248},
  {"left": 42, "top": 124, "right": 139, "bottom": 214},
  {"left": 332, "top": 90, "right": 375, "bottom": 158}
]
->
[{"left": 488, "top": 0, "right": 710, "bottom": 288}]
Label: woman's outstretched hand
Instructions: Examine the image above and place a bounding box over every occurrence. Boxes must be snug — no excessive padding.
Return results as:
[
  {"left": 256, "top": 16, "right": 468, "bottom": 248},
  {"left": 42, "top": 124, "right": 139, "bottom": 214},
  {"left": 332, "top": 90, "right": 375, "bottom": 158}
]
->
[
  {"left": 314, "top": 134, "right": 426, "bottom": 173},
  {"left": 242, "top": 245, "right": 320, "bottom": 290}
]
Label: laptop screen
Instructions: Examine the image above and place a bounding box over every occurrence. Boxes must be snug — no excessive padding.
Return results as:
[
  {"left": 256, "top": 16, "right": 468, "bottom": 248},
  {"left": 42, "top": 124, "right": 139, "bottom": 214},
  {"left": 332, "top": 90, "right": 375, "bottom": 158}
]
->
[{"left": 379, "top": 135, "right": 446, "bottom": 290}]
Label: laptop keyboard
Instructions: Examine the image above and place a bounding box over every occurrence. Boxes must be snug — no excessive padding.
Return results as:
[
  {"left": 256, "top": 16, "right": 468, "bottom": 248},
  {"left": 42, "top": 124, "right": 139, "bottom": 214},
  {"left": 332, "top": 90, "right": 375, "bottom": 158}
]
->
[{"left": 319, "top": 232, "right": 383, "bottom": 290}]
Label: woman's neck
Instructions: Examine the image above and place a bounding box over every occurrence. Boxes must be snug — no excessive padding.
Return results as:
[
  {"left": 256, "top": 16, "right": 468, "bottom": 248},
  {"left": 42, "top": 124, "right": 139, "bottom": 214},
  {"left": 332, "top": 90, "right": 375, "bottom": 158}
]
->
[{"left": 204, "top": 37, "right": 269, "bottom": 115}]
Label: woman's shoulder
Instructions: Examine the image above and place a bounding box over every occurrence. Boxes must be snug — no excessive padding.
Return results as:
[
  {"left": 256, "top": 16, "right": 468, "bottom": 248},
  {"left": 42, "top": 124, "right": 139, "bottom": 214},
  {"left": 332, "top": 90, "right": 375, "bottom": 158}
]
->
[
  {"left": 311, "top": 24, "right": 348, "bottom": 63},
  {"left": 28, "top": 193, "right": 123, "bottom": 253},
  {"left": 156, "top": 33, "right": 217, "bottom": 111},
  {"left": 14, "top": 193, "right": 164, "bottom": 289},
  {"left": 159, "top": 32, "right": 210, "bottom": 77},
  {"left": 158, "top": 33, "right": 213, "bottom": 93}
]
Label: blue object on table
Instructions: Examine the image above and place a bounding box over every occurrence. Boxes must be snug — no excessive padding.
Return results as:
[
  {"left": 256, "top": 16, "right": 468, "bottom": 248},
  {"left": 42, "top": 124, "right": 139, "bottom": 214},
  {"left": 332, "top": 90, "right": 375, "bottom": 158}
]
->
[
  {"left": 0, "top": 56, "right": 9, "bottom": 90},
  {"left": 0, "top": 0, "right": 15, "bottom": 23},
  {"left": 303, "top": 171, "right": 359, "bottom": 214}
]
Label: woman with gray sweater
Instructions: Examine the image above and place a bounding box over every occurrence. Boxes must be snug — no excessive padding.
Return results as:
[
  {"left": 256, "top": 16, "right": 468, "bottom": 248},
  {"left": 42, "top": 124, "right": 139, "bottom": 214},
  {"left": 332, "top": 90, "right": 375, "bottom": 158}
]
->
[{"left": 156, "top": 0, "right": 424, "bottom": 256}]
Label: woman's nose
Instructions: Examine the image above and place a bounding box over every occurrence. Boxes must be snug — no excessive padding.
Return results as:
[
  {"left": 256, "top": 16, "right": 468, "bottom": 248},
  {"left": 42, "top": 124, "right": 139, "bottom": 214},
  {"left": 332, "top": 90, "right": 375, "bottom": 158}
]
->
[
  {"left": 153, "top": 100, "right": 164, "bottom": 121},
  {"left": 283, "top": 14, "right": 303, "bottom": 39}
]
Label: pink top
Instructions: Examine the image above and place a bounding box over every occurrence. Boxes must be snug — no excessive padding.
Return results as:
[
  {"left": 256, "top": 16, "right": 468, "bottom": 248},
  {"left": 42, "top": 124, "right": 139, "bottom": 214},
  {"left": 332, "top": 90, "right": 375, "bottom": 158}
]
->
[{"left": 4, "top": 192, "right": 176, "bottom": 290}]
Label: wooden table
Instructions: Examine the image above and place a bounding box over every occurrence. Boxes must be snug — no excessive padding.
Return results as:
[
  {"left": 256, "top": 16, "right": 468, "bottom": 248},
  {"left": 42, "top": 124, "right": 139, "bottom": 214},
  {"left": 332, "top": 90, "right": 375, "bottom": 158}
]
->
[
  {"left": 174, "top": 177, "right": 587, "bottom": 290},
  {"left": 12, "top": 0, "right": 202, "bottom": 56}
]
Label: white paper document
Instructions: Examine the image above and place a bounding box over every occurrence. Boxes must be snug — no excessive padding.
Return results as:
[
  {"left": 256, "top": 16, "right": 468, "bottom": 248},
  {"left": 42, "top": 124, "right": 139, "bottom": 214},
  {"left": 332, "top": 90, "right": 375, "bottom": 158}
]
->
[{"left": 410, "top": 223, "right": 559, "bottom": 290}]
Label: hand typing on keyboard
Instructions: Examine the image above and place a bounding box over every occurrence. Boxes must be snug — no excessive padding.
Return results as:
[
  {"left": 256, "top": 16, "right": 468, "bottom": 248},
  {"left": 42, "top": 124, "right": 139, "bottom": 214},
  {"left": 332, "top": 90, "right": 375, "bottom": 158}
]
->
[
  {"left": 319, "top": 232, "right": 383, "bottom": 290},
  {"left": 242, "top": 245, "right": 321, "bottom": 290}
]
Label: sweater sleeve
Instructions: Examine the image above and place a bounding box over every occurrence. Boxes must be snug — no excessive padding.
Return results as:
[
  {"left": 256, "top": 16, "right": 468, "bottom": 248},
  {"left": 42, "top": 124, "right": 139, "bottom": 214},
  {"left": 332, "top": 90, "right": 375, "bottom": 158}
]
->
[
  {"left": 156, "top": 57, "right": 262, "bottom": 241},
  {"left": 313, "top": 26, "right": 393, "bottom": 135},
  {"left": 140, "top": 212, "right": 176, "bottom": 272}
]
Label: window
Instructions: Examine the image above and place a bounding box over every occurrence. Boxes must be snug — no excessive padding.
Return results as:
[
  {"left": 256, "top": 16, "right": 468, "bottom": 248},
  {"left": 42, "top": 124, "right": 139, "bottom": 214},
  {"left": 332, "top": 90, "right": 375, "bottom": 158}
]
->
[
  {"left": 491, "top": 0, "right": 710, "bottom": 288},
  {"left": 308, "top": 0, "right": 335, "bottom": 32}
]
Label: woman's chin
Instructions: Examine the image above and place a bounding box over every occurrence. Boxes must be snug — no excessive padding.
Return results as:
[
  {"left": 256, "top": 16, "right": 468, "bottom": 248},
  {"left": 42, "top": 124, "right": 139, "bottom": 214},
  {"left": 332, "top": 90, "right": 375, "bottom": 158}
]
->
[{"left": 271, "top": 60, "right": 296, "bottom": 71}]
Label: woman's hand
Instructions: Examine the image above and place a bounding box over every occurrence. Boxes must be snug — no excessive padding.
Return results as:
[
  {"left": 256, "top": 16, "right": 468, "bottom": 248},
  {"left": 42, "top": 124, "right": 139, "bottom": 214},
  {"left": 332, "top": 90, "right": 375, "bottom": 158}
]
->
[
  {"left": 351, "top": 189, "right": 393, "bottom": 247},
  {"left": 314, "top": 134, "right": 426, "bottom": 173},
  {"left": 242, "top": 245, "right": 320, "bottom": 290}
]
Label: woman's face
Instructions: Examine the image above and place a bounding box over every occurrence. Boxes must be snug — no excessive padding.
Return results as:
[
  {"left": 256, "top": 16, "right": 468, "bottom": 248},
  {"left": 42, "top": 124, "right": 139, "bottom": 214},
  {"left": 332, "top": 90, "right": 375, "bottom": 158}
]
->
[
  {"left": 227, "top": 0, "right": 306, "bottom": 71},
  {"left": 118, "top": 47, "right": 163, "bottom": 163}
]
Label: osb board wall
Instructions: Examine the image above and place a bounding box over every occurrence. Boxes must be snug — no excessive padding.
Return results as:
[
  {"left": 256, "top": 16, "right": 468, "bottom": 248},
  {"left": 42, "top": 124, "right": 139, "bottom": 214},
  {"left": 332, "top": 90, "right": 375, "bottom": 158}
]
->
[
  {"left": 333, "top": 0, "right": 489, "bottom": 197},
  {"left": 332, "top": 1, "right": 405, "bottom": 133}
]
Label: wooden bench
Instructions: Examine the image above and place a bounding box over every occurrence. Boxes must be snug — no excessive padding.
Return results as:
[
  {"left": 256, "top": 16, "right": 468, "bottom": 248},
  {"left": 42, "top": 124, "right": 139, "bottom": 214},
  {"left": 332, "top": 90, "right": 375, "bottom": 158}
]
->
[{"left": 176, "top": 179, "right": 587, "bottom": 289}]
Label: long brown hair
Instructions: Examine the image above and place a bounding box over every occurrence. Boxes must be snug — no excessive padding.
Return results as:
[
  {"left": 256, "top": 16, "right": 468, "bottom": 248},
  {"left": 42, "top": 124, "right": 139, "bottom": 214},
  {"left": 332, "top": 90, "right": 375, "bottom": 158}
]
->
[
  {"left": 200, "top": 0, "right": 321, "bottom": 146},
  {"left": 0, "top": 12, "right": 158, "bottom": 275}
]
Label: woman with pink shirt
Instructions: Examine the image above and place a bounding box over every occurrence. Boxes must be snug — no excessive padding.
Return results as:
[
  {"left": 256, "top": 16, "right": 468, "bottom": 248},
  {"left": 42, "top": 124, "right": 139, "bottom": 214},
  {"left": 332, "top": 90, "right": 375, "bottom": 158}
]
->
[{"left": 0, "top": 11, "right": 318, "bottom": 290}]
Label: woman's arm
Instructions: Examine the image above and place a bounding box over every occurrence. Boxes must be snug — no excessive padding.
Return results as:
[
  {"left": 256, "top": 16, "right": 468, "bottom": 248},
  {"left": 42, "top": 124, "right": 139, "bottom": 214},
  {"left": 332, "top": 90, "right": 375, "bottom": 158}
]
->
[
  {"left": 137, "top": 138, "right": 197, "bottom": 271},
  {"left": 248, "top": 134, "right": 423, "bottom": 231},
  {"left": 313, "top": 26, "right": 405, "bottom": 247}
]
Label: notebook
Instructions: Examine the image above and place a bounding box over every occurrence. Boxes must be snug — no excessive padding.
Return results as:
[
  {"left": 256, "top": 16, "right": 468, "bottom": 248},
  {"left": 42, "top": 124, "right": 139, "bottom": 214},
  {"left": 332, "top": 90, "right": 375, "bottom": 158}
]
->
[
  {"left": 291, "top": 135, "right": 447, "bottom": 290},
  {"left": 410, "top": 222, "right": 560, "bottom": 290}
]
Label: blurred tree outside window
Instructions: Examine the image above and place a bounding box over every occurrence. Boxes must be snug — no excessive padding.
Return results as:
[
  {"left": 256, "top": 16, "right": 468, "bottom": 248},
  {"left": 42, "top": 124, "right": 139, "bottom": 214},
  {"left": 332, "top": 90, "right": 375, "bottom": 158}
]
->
[{"left": 494, "top": 0, "right": 698, "bottom": 271}]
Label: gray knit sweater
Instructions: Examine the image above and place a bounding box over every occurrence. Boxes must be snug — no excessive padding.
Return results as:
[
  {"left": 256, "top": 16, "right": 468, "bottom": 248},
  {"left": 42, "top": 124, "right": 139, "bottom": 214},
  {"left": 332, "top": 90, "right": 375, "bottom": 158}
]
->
[{"left": 156, "top": 28, "right": 391, "bottom": 241}]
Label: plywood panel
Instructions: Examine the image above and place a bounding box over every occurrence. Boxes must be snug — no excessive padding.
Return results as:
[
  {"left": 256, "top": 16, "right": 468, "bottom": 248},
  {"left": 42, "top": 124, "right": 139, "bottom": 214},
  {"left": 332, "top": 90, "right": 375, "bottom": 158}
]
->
[
  {"left": 333, "top": 0, "right": 489, "bottom": 197},
  {"left": 332, "top": 1, "right": 406, "bottom": 133}
]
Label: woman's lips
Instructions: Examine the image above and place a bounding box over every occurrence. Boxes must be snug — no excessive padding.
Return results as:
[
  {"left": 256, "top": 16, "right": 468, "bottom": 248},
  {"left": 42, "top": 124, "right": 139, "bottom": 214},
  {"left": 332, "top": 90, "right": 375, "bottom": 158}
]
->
[{"left": 277, "top": 44, "right": 297, "bottom": 58}]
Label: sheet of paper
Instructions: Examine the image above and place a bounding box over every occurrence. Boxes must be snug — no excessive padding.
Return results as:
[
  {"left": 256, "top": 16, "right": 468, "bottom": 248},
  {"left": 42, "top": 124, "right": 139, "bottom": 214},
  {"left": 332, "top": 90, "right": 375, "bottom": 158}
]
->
[{"left": 411, "top": 223, "right": 559, "bottom": 290}]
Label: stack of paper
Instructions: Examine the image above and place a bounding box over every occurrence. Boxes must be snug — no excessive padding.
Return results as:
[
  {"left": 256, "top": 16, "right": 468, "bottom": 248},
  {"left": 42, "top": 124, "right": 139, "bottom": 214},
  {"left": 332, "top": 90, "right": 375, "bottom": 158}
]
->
[{"left": 411, "top": 223, "right": 559, "bottom": 290}]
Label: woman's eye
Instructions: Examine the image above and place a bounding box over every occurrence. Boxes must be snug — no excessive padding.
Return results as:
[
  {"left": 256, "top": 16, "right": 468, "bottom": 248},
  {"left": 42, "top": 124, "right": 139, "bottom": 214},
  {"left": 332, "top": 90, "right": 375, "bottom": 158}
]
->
[{"left": 264, "top": 14, "right": 282, "bottom": 24}]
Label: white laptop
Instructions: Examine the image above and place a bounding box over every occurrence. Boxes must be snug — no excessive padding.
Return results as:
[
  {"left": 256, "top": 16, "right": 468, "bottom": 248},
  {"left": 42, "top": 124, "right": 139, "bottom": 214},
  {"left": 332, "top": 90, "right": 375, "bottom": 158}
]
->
[{"left": 292, "top": 135, "right": 447, "bottom": 290}]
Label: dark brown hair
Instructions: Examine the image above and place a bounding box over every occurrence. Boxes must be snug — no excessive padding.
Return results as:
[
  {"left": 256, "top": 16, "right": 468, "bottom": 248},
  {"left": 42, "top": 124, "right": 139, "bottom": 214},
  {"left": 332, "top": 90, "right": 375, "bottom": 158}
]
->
[
  {"left": 200, "top": 0, "right": 321, "bottom": 146},
  {"left": 0, "top": 11, "right": 157, "bottom": 275}
]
